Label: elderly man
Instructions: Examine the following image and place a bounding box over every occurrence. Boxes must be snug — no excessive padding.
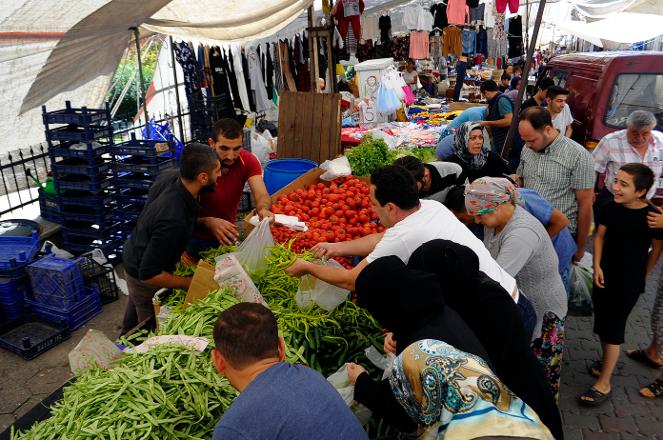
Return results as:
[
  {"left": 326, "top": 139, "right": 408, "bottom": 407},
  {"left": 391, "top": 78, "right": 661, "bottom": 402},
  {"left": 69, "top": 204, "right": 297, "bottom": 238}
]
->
[
  {"left": 593, "top": 110, "right": 663, "bottom": 222},
  {"left": 515, "top": 106, "right": 595, "bottom": 263}
]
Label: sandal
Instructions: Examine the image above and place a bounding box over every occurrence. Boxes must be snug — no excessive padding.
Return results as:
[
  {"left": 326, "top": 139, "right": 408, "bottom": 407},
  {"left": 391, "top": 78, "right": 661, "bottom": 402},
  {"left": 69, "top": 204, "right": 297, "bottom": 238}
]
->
[
  {"left": 625, "top": 349, "right": 663, "bottom": 369},
  {"left": 639, "top": 379, "right": 663, "bottom": 399},
  {"left": 587, "top": 360, "right": 602, "bottom": 378},
  {"left": 578, "top": 387, "right": 611, "bottom": 406}
]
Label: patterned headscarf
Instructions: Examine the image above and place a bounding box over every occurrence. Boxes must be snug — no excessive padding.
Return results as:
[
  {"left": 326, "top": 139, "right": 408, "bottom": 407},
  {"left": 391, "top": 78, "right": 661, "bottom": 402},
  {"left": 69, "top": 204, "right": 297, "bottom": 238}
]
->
[
  {"left": 453, "top": 122, "right": 492, "bottom": 170},
  {"left": 464, "top": 177, "right": 524, "bottom": 216},
  {"left": 389, "top": 339, "right": 554, "bottom": 440}
]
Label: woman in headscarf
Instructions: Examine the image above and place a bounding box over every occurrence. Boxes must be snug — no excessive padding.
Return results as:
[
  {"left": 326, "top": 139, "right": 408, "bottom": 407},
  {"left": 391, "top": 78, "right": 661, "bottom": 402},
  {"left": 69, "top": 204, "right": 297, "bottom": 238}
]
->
[
  {"left": 445, "top": 121, "right": 511, "bottom": 183},
  {"left": 348, "top": 255, "right": 493, "bottom": 433},
  {"left": 349, "top": 339, "right": 554, "bottom": 440},
  {"left": 406, "top": 239, "right": 563, "bottom": 440},
  {"left": 465, "top": 177, "right": 568, "bottom": 400}
]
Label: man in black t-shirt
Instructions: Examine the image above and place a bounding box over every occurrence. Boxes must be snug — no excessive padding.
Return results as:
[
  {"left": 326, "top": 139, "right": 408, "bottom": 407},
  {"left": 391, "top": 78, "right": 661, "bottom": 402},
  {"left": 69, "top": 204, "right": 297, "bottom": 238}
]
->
[
  {"left": 521, "top": 77, "right": 554, "bottom": 111},
  {"left": 121, "top": 143, "right": 221, "bottom": 334}
]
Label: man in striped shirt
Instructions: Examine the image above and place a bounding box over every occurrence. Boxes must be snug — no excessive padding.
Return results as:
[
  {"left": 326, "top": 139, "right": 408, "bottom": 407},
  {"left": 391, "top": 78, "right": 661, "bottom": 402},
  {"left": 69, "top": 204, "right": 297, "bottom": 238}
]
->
[{"left": 592, "top": 110, "right": 663, "bottom": 222}]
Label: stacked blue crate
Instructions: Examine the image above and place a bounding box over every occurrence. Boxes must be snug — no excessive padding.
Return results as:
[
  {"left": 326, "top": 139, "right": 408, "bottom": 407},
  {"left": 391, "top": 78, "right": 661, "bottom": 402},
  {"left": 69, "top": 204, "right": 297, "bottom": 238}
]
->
[
  {"left": 112, "top": 134, "right": 176, "bottom": 246},
  {"left": 43, "top": 101, "right": 121, "bottom": 260},
  {"left": 0, "top": 233, "right": 40, "bottom": 321}
]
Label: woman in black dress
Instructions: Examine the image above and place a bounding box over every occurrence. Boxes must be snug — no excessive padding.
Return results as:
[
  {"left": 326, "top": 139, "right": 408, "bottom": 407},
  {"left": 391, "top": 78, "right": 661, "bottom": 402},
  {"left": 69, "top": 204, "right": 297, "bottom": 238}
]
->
[{"left": 446, "top": 121, "right": 511, "bottom": 183}]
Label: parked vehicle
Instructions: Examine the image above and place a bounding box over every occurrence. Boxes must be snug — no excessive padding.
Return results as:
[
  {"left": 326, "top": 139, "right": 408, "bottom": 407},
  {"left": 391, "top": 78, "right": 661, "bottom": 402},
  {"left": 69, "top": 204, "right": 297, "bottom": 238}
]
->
[{"left": 539, "top": 51, "right": 663, "bottom": 149}]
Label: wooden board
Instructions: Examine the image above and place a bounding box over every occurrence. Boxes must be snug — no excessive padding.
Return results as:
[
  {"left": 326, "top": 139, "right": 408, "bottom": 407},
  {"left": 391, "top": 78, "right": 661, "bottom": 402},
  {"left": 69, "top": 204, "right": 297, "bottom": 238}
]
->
[{"left": 277, "top": 92, "right": 341, "bottom": 164}]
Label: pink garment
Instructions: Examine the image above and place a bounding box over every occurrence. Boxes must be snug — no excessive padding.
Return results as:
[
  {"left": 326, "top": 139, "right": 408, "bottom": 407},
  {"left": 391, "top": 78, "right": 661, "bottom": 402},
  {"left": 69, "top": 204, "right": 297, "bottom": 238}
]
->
[
  {"left": 495, "top": 0, "right": 519, "bottom": 14},
  {"left": 446, "top": 0, "right": 469, "bottom": 25},
  {"left": 409, "top": 30, "right": 430, "bottom": 59}
]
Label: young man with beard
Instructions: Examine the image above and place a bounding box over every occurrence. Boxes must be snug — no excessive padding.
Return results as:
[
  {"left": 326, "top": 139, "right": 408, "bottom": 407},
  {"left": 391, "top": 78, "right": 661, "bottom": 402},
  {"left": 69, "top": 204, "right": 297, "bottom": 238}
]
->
[
  {"left": 121, "top": 143, "right": 221, "bottom": 334},
  {"left": 187, "top": 118, "right": 273, "bottom": 260}
]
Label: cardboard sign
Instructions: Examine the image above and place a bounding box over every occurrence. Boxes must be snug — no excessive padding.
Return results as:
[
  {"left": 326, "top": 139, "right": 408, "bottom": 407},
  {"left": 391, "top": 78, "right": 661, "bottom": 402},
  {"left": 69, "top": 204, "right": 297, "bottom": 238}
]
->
[{"left": 68, "top": 329, "right": 123, "bottom": 374}]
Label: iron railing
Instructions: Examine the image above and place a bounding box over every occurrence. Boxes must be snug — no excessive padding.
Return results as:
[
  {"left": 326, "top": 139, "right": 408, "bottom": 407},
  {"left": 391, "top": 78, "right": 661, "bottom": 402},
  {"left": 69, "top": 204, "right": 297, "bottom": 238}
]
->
[{"left": 0, "top": 143, "right": 50, "bottom": 217}]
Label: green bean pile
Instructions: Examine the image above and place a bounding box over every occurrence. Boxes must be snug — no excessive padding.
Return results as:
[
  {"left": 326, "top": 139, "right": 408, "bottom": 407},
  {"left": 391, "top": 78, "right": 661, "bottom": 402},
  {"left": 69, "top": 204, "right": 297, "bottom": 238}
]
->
[
  {"left": 11, "top": 345, "right": 237, "bottom": 440},
  {"left": 199, "top": 245, "right": 238, "bottom": 265}
]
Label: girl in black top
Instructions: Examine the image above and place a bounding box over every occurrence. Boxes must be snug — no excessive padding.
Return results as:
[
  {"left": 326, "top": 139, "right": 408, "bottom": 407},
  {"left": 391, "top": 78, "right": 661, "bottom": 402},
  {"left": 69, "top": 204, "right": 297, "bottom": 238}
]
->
[
  {"left": 579, "top": 163, "right": 663, "bottom": 406},
  {"left": 446, "top": 121, "right": 511, "bottom": 183}
]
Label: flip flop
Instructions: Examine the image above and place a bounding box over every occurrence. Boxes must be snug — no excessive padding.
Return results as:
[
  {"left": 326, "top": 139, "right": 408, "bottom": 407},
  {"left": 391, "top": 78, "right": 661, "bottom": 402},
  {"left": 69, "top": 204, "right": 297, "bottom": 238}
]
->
[
  {"left": 639, "top": 379, "right": 663, "bottom": 399},
  {"left": 587, "top": 360, "right": 602, "bottom": 378},
  {"left": 625, "top": 349, "right": 663, "bottom": 369},
  {"left": 578, "top": 387, "right": 611, "bottom": 407}
]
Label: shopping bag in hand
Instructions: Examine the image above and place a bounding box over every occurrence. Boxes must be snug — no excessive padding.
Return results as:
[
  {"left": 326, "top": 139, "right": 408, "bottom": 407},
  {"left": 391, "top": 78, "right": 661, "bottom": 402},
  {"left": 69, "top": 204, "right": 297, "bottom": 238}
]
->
[
  {"left": 569, "top": 263, "right": 593, "bottom": 316},
  {"left": 295, "top": 259, "right": 349, "bottom": 311},
  {"left": 327, "top": 365, "right": 373, "bottom": 425},
  {"left": 233, "top": 218, "right": 274, "bottom": 278}
]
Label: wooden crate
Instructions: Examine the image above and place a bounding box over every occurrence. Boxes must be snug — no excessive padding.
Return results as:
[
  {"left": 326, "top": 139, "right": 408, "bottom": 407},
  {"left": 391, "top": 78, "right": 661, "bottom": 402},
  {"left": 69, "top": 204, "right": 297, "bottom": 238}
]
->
[{"left": 277, "top": 92, "right": 342, "bottom": 164}]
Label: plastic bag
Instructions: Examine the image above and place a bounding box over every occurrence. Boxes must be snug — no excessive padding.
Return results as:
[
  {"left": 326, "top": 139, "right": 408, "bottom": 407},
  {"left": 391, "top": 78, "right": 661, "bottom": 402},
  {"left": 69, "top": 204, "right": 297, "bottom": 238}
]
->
[
  {"left": 250, "top": 130, "right": 272, "bottom": 165},
  {"left": 569, "top": 263, "right": 593, "bottom": 316},
  {"left": 402, "top": 85, "right": 415, "bottom": 106},
  {"left": 320, "top": 155, "right": 352, "bottom": 181},
  {"left": 233, "top": 218, "right": 274, "bottom": 278},
  {"left": 375, "top": 82, "right": 401, "bottom": 115},
  {"left": 295, "top": 259, "right": 349, "bottom": 311},
  {"left": 326, "top": 365, "right": 373, "bottom": 426},
  {"left": 214, "top": 253, "right": 268, "bottom": 306},
  {"left": 365, "top": 345, "right": 397, "bottom": 380}
]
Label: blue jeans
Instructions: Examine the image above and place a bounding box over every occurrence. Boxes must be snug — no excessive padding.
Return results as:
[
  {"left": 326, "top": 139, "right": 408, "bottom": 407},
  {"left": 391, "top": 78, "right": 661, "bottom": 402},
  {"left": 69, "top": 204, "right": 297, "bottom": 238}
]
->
[
  {"left": 185, "top": 236, "right": 220, "bottom": 260},
  {"left": 517, "top": 292, "right": 538, "bottom": 341},
  {"left": 560, "top": 264, "right": 571, "bottom": 299}
]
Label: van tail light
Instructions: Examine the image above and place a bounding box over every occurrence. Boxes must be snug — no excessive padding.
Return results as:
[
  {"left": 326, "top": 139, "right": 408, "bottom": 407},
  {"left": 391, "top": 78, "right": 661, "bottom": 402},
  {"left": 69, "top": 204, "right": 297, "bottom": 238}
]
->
[{"left": 585, "top": 139, "right": 599, "bottom": 150}]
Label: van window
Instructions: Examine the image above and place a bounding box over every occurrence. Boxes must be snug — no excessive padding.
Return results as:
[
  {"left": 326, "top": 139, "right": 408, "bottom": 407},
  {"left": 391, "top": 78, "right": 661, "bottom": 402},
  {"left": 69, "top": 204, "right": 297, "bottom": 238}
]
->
[
  {"left": 549, "top": 70, "right": 569, "bottom": 88},
  {"left": 605, "top": 73, "right": 663, "bottom": 129}
]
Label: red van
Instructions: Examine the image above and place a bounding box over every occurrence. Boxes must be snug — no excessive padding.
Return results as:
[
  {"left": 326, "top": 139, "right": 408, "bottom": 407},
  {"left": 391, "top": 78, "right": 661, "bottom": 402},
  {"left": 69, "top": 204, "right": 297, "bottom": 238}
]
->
[{"left": 539, "top": 51, "right": 663, "bottom": 149}]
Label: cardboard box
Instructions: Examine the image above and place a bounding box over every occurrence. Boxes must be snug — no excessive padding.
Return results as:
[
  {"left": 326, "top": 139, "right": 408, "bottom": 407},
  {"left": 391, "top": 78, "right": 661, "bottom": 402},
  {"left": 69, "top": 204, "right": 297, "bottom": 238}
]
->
[{"left": 448, "top": 102, "right": 487, "bottom": 112}]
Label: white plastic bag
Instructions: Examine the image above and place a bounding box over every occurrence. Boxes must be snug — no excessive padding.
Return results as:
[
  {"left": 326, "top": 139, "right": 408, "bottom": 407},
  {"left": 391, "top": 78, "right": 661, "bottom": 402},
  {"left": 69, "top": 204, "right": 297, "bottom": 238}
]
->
[
  {"left": 365, "top": 345, "right": 397, "bottom": 380},
  {"left": 326, "top": 365, "right": 373, "bottom": 426},
  {"left": 234, "top": 218, "right": 274, "bottom": 278},
  {"left": 250, "top": 130, "right": 272, "bottom": 164},
  {"left": 319, "top": 156, "right": 352, "bottom": 181},
  {"left": 214, "top": 253, "right": 268, "bottom": 306},
  {"left": 295, "top": 259, "right": 349, "bottom": 311},
  {"left": 569, "top": 263, "right": 593, "bottom": 316}
]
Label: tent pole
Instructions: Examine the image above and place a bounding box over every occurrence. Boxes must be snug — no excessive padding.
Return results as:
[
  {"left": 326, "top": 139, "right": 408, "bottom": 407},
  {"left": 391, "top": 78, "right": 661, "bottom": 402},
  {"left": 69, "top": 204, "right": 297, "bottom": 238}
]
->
[
  {"left": 500, "top": 0, "right": 546, "bottom": 160},
  {"left": 169, "top": 36, "right": 186, "bottom": 143},
  {"left": 131, "top": 27, "right": 150, "bottom": 137}
]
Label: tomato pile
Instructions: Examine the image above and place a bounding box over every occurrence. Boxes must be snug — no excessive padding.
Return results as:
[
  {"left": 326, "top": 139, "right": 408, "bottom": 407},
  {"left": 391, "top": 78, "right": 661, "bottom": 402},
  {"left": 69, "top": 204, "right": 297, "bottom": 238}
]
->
[{"left": 270, "top": 176, "right": 385, "bottom": 268}]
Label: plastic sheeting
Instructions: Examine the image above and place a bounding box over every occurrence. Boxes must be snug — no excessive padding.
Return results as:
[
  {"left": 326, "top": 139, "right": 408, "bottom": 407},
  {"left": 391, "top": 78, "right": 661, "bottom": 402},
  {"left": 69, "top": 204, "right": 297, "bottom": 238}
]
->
[{"left": 552, "top": 12, "right": 663, "bottom": 47}]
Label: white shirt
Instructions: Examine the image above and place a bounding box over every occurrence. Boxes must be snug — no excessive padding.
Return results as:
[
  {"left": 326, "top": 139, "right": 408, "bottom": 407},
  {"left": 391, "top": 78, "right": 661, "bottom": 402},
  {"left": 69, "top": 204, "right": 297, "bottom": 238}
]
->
[
  {"left": 367, "top": 200, "right": 518, "bottom": 298},
  {"left": 552, "top": 104, "right": 573, "bottom": 135}
]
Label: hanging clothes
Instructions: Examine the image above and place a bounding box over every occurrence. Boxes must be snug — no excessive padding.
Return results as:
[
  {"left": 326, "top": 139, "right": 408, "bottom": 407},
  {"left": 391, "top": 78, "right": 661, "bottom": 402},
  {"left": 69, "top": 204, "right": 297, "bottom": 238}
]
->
[
  {"left": 173, "top": 42, "right": 204, "bottom": 140},
  {"left": 361, "top": 15, "right": 380, "bottom": 41},
  {"left": 494, "top": 12, "right": 506, "bottom": 40},
  {"left": 466, "top": 0, "right": 479, "bottom": 7},
  {"left": 469, "top": 3, "right": 485, "bottom": 24},
  {"left": 265, "top": 44, "right": 275, "bottom": 100},
  {"left": 409, "top": 30, "right": 430, "bottom": 59},
  {"left": 430, "top": 2, "right": 448, "bottom": 30},
  {"left": 496, "top": 0, "right": 520, "bottom": 14},
  {"left": 430, "top": 33, "right": 444, "bottom": 59},
  {"left": 294, "top": 36, "right": 311, "bottom": 92},
  {"left": 273, "top": 43, "right": 284, "bottom": 92},
  {"left": 223, "top": 48, "right": 243, "bottom": 110},
  {"left": 486, "top": 28, "right": 507, "bottom": 58},
  {"left": 484, "top": 0, "right": 497, "bottom": 27},
  {"left": 476, "top": 27, "right": 488, "bottom": 57},
  {"left": 246, "top": 45, "right": 274, "bottom": 113},
  {"left": 209, "top": 46, "right": 235, "bottom": 112},
  {"left": 446, "top": 0, "right": 469, "bottom": 25},
  {"left": 278, "top": 41, "right": 297, "bottom": 92},
  {"left": 345, "top": 26, "right": 358, "bottom": 55},
  {"left": 391, "top": 35, "right": 410, "bottom": 61},
  {"left": 230, "top": 46, "right": 252, "bottom": 111},
  {"left": 443, "top": 26, "right": 463, "bottom": 56},
  {"left": 241, "top": 50, "right": 255, "bottom": 111},
  {"left": 508, "top": 15, "right": 524, "bottom": 59},
  {"left": 334, "top": 0, "right": 365, "bottom": 41},
  {"left": 379, "top": 14, "right": 391, "bottom": 44},
  {"left": 461, "top": 28, "right": 476, "bottom": 55}
]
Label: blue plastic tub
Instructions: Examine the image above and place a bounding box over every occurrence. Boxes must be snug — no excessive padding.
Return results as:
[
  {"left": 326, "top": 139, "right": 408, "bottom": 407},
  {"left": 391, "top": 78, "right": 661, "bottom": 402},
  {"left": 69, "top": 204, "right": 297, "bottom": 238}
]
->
[
  {"left": 0, "top": 276, "right": 31, "bottom": 305},
  {"left": 263, "top": 159, "right": 317, "bottom": 195},
  {"left": 27, "top": 285, "right": 101, "bottom": 331},
  {"left": 0, "top": 232, "right": 40, "bottom": 273}
]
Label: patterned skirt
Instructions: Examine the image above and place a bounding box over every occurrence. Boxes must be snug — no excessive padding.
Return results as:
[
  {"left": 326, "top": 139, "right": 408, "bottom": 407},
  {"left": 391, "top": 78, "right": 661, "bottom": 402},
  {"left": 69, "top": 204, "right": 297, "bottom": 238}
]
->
[{"left": 531, "top": 311, "right": 566, "bottom": 401}]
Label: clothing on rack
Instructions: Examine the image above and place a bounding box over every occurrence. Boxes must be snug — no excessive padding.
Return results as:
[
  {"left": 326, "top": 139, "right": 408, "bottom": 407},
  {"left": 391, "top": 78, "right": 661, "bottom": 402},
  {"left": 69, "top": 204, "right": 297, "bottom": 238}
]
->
[
  {"left": 476, "top": 27, "right": 488, "bottom": 57},
  {"left": 278, "top": 41, "right": 297, "bottom": 92},
  {"left": 484, "top": 0, "right": 497, "bottom": 27},
  {"left": 430, "top": 34, "right": 444, "bottom": 59},
  {"left": 231, "top": 47, "right": 252, "bottom": 110},
  {"left": 209, "top": 46, "right": 235, "bottom": 112},
  {"left": 273, "top": 43, "right": 284, "bottom": 91},
  {"left": 430, "top": 2, "right": 448, "bottom": 29},
  {"left": 409, "top": 30, "right": 430, "bottom": 59},
  {"left": 404, "top": 5, "right": 434, "bottom": 31},
  {"left": 265, "top": 44, "right": 275, "bottom": 99},
  {"left": 294, "top": 37, "right": 311, "bottom": 92},
  {"left": 241, "top": 50, "right": 255, "bottom": 111},
  {"left": 334, "top": 0, "right": 365, "bottom": 41},
  {"left": 508, "top": 15, "right": 524, "bottom": 59},
  {"left": 443, "top": 26, "right": 463, "bottom": 56},
  {"left": 361, "top": 15, "right": 380, "bottom": 41},
  {"left": 379, "top": 14, "right": 391, "bottom": 44},
  {"left": 454, "top": 59, "right": 468, "bottom": 101},
  {"left": 461, "top": 28, "right": 476, "bottom": 55},
  {"left": 447, "top": 0, "right": 469, "bottom": 25},
  {"left": 346, "top": 25, "right": 358, "bottom": 55},
  {"left": 247, "top": 45, "right": 273, "bottom": 113},
  {"left": 496, "top": 0, "right": 520, "bottom": 14},
  {"left": 469, "top": 3, "right": 485, "bottom": 23},
  {"left": 495, "top": 12, "right": 506, "bottom": 40},
  {"left": 486, "top": 28, "right": 507, "bottom": 58}
]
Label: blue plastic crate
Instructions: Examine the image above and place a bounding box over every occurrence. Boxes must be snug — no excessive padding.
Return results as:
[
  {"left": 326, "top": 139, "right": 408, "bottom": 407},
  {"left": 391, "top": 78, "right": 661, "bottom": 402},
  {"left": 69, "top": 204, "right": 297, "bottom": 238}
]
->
[
  {"left": 114, "top": 134, "right": 173, "bottom": 157},
  {"left": 0, "top": 316, "right": 71, "bottom": 360},
  {"left": 48, "top": 140, "right": 110, "bottom": 160},
  {"left": 0, "top": 296, "right": 27, "bottom": 321},
  {"left": 60, "top": 204, "right": 116, "bottom": 224},
  {"left": 27, "top": 285, "right": 101, "bottom": 331},
  {"left": 27, "top": 256, "right": 86, "bottom": 309},
  {"left": 112, "top": 156, "right": 175, "bottom": 175},
  {"left": 42, "top": 101, "right": 110, "bottom": 126},
  {"left": 116, "top": 187, "right": 149, "bottom": 206},
  {"left": 61, "top": 235, "right": 122, "bottom": 256},
  {"left": 38, "top": 191, "right": 61, "bottom": 224},
  {"left": 114, "top": 172, "right": 154, "bottom": 190},
  {"left": 54, "top": 173, "right": 114, "bottom": 192},
  {"left": 57, "top": 189, "right": 116, "bottom": 208},
  {"left": 119, "top": 204, "right": 143, "bottom": 222},
  {"left": 0, "top": 276, "right": 31, "bottom": 305},
  {"left": 45, "top": 124, "right": 112, "bottom": 143},
  {"left": 61, "top": 220, "right": 120, "bottom": 240},
  {"left": 0, "top": 232, "right": 40, "bottom": 273},
  {"left": 51, "top": 158, "right": 111, "bottom": 176}
]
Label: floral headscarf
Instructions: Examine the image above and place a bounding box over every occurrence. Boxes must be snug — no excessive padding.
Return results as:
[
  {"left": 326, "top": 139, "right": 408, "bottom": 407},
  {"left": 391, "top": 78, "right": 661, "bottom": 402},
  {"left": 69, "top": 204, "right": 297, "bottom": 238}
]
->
[
  {"left": 389, "top": 339, "right": 554, "bottom": 440},
  {"left": 464, "top": 176, "right": 524, "bottom": 216},
  {"left": 453, "top": 122, "right": 492, "bottom": 170}
]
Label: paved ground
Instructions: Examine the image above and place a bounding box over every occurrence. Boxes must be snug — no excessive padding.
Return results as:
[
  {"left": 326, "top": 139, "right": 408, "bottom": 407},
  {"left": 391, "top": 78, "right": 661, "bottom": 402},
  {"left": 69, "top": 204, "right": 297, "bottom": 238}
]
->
[{"left": 1, "top": 266, "right": 662, "bottom": 438}]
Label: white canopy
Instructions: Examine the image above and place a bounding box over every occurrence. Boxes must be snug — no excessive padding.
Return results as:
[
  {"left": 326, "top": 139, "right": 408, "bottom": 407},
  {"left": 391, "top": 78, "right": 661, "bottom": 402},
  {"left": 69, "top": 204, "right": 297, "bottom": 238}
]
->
[{"left": 551, "top": 12, "right": 663, "bottom": 47}]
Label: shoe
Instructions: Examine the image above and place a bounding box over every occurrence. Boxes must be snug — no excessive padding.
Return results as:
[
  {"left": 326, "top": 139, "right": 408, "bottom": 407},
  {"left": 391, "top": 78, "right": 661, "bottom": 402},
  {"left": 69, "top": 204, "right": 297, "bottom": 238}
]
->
[
  {"left": 625, "top": 349, "right": 663, "bottom": 369},
  {"left": 587, "top": 360, "right": 601, "bottom": 378},
  {"left": 578, "top": 386, "right": 611, "bottom": 406},
  {"left": 639, "top": 379, "right": 663, "bottom": 399}
]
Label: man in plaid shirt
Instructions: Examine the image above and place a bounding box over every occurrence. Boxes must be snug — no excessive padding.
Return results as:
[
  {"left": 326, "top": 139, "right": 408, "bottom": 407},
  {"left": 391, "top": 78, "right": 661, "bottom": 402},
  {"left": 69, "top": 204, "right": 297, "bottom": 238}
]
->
[
  {"left": 592, "top": 110, "right": 663, "bottom": 221},
  {"left": 515, "top": 107, "right": 595, "bottom": 264}
]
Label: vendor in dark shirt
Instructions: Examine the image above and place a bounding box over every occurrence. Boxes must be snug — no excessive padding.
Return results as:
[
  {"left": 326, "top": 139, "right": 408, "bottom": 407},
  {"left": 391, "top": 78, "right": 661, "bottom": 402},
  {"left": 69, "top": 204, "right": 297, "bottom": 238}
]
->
[
  {"left": 446, "top": 121, "right": 511, "bottom": 183},
  {"left": 121, "top": 143, "right": 221, "bottom": 334},
  {"left": 521, "top": 77, "right": 555, "bottom": 111},
  {"left": 394, "top": 156, "right": 462, "bottom": 203}
]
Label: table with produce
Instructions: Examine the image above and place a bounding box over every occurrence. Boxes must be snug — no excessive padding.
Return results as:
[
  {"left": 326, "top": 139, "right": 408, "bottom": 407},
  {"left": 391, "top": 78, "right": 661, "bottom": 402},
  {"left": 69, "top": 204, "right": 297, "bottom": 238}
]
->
[{"left": 10, "top": 137, "right": 439, "bottom": 440}]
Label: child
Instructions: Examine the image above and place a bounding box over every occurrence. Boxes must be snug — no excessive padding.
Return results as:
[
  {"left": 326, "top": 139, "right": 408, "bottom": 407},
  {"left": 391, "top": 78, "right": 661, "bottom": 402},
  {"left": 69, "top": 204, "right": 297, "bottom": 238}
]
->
[{"left": 578, "top": 163, "right": 663, "bottom": 406}]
